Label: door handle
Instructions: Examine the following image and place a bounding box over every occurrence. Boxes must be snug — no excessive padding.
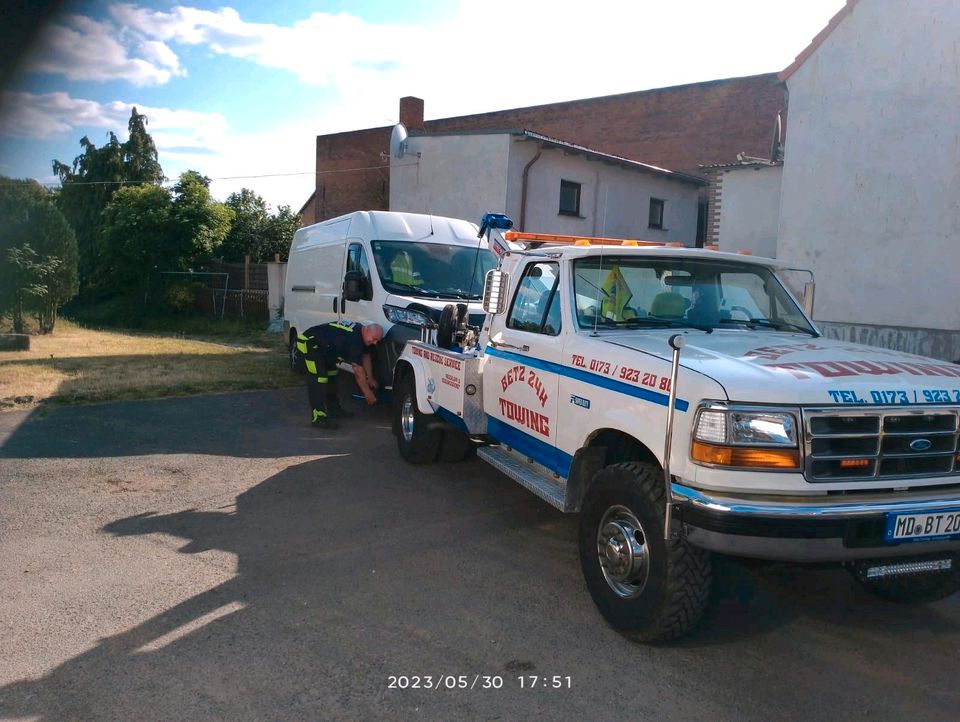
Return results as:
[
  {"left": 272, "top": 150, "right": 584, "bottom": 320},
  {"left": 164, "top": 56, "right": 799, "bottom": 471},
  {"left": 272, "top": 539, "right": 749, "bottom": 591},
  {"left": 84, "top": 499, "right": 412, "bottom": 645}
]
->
[
  {"left": 489, "top": 339, "right": 529, "bottom": 352},
  {"left": 332, "top": 298, "right": 337, "bottom": 312}
]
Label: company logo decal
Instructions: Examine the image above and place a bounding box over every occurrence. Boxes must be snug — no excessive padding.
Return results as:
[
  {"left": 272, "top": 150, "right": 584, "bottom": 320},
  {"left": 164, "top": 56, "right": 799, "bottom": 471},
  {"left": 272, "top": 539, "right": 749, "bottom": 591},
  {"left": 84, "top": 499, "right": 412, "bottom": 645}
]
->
[
  {"left": 500, "top": 365, "right": 549, "bottom": 407},
  {"left": 910, "top": 439, "right": 933, "bottom": 452}
]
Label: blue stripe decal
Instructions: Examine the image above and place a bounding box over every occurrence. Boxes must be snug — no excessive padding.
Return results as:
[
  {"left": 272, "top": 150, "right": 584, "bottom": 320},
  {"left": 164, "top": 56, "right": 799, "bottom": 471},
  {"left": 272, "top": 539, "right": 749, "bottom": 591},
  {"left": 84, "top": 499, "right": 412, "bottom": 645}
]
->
[
  {"left": 487, "top": 416, "right": 574, "bottom": 478},
  {"left": 435, "top": 405, "right": 469, "bottom": 433},
  {"left": 485, "top": 347, "right": 688, "bottom": 412}
]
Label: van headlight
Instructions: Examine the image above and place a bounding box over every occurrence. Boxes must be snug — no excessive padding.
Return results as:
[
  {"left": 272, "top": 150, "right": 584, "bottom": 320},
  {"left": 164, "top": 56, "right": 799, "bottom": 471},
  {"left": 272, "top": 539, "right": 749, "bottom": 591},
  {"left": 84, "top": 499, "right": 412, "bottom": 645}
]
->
[
  {"left": 383, "top": 305, "right": 432, "bottom": 327},
  {"left": 691, "top": 405, "right": 800, "bottom": 470}
]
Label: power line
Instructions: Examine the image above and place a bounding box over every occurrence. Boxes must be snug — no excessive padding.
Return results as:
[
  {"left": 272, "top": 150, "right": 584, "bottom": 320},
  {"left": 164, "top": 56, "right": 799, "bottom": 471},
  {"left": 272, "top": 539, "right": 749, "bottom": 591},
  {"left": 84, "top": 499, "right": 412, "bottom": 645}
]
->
[{"left": 0, "top": 161, "right": 419, "bottom": 188}]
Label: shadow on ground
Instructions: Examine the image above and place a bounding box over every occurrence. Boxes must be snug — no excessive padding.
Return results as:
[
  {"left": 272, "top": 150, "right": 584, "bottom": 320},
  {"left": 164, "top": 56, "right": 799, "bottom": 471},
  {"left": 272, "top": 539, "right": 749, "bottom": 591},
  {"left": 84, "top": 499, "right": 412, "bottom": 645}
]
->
[{"left": 0, "top": 387, "right": 313, "bottom": 459}]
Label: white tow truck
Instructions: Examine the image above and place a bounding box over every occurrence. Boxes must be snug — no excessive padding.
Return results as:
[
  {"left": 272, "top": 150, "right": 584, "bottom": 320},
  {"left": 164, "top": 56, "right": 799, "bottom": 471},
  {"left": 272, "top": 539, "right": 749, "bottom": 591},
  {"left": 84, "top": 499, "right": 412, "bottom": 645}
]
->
[{"left": 389, "top": 218, "right": 960, "bottom": 641}]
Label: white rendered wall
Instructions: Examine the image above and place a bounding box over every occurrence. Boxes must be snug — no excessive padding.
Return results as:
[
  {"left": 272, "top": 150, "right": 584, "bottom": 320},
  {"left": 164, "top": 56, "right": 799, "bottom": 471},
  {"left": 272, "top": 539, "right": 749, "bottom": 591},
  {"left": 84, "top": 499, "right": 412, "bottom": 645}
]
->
[
  {"left": 716, "top": 165, "right": 782, "bottom": 257},
  {"left": 777, "top": 0, "right": 960, "bottom": 332},
  {"left": 508, "top": 141, "right": 700, "bottom": 244},
  {"left": 389, "top": 133, "right": 511, "bottom": 224}
]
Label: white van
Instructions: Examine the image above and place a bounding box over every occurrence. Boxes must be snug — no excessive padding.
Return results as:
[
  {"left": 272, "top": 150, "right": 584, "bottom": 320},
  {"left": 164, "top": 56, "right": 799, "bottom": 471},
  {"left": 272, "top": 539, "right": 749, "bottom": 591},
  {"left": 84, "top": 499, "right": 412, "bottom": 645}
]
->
[{"left": 283, "top": 210, "right": 497, "bottom": 385}]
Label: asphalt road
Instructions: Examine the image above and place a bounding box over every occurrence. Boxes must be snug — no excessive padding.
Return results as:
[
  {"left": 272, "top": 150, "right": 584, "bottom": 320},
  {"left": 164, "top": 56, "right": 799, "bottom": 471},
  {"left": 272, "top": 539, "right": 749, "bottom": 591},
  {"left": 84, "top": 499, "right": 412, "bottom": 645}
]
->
[{"left": 1, "top": 388, "right": 958, "bottom": 721}]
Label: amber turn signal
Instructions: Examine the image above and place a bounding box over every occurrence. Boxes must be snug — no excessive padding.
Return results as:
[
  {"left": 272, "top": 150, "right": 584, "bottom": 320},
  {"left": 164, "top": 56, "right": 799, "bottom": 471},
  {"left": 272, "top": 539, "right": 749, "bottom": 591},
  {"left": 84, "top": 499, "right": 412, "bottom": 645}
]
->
[
  {"left": 691, "top": 441, "right": 801, "bottom": 469},
  {"left": 839, "top": 458, "right": 871, "bottom": 469}
]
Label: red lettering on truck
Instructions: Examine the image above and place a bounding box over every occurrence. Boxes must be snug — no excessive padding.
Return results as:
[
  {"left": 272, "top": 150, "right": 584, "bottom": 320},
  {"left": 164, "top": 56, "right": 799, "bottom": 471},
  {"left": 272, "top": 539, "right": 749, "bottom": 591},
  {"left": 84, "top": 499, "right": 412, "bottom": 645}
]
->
[{"left": 498, "top": 397, "right": 550, "bottom": 437}]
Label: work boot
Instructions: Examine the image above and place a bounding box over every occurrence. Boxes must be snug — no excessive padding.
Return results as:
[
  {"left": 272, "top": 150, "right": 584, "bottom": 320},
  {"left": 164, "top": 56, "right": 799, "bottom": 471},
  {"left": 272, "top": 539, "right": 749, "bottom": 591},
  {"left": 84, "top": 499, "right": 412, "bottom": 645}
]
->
[{"left": 311, "top": 417, "right": 339, "bottom": 430}]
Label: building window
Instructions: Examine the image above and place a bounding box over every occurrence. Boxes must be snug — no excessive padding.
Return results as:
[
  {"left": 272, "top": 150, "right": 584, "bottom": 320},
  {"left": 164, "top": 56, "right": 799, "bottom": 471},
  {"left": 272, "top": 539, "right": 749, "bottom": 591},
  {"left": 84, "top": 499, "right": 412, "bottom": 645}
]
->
[
  {"left": 559, "top": 180, "right": 581, "bottom": 216},
  {"left": 648, "top": 198, "right": 665, "bottom": 229}
]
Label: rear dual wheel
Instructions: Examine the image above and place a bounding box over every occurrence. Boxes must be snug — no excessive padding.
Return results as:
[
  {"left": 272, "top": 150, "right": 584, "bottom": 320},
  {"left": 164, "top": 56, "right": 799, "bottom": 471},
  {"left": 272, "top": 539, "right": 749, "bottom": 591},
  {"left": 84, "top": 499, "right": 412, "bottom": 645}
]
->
[
  {"left": 393, "top": 373, "right": 474, "bottom": 464},
  {"left": 394, "top": 375, "right": 442, "bottom": 463}
]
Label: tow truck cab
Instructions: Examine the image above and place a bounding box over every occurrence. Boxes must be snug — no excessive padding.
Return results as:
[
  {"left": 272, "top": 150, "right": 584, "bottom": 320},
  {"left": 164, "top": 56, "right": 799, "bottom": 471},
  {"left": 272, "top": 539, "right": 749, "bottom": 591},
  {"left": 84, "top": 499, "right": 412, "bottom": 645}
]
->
[{"left": 391, "top": 228, "right": 960, "bottom": 642}]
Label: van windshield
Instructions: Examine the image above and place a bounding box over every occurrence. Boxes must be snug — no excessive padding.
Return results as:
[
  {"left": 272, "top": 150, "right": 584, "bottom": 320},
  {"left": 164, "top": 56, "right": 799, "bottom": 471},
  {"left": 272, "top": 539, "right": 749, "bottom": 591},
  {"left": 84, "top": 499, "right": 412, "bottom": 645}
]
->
[{"left": 371, "top": 240, "right": 497, "bottom": 299}]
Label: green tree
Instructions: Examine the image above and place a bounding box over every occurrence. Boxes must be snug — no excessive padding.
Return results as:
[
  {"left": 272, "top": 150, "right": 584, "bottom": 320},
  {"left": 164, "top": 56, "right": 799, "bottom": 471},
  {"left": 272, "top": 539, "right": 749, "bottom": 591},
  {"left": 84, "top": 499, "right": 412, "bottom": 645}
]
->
[
  {"left": 97, "top": 184, "right": 173, "bottom": 296},
  {"left": 170, "top": 171, "right": 233, "bottom": 267},
  {"left": 222, "top": 188, "right": 269, "bottom": 262},
  {"left": 221, "top": 188, "right": 299, "bottom": 262},
  {"left": 0, "top": 177, "right": 79, "bottom": 333},
  {"left": 53, "top": 107, "right": 164, "bottom": 291},
  {"left": 260, "top": 204, "right": 300, "bottom": 262}
]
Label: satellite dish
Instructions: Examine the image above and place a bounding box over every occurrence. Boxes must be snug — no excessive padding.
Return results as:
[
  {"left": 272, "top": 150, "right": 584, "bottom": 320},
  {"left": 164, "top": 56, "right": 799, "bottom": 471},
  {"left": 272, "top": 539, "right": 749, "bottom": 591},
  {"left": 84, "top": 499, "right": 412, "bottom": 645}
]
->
[
  {"left": 770, "top": 111, "right": 783, "bottom": 162},
  {"left": 390, "top": 123, "right": 408, "bottom": 159}
]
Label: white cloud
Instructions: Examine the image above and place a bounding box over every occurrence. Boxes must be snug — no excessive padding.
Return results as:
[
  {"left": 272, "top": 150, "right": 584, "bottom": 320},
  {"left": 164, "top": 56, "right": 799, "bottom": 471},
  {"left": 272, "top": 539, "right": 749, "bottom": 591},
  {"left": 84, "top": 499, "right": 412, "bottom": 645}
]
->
[
  {"left": 0, "top": 89, "right": 308, "bottom": 208},
  {"left": 24, "top": 13, "right": 183, "bottom": 85},
  {"left": 0, "top": 91, "right": 226, "bottom": 146},
  {"left": 0, "top": 91, "right": 115, "bottom": 138},
  {"left": 102, "top": 0, "right": 845, "bottom": 132}
]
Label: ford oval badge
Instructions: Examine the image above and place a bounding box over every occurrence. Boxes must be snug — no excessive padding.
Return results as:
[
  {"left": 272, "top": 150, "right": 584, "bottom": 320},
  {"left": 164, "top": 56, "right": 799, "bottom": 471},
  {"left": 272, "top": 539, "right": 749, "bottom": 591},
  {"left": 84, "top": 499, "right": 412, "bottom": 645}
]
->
[{"left": 909, "top": 438, "right": 932, "bottom": 452}]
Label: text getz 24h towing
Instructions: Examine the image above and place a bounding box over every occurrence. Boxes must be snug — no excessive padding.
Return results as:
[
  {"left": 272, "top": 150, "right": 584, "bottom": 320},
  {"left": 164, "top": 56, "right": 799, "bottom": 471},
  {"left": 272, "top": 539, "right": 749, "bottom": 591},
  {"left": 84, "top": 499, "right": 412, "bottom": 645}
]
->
[{"left": 389, "top": 213, "right": 960, "bottom": 642}]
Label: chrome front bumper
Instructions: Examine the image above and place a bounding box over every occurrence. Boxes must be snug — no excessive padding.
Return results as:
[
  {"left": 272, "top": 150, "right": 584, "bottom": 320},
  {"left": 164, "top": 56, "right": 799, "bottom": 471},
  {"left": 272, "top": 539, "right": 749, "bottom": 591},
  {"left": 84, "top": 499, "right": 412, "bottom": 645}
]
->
[{"left": 672, "top": 482, "right": 960, "bottom": 562}]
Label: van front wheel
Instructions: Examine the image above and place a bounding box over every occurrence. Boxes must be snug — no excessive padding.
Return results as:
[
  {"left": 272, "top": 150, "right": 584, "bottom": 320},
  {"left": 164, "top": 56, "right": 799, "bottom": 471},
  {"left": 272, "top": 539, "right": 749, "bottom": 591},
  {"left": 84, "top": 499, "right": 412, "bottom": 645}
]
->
[{"left": 288, "top": 332, "right": 304, "bottom": 374}]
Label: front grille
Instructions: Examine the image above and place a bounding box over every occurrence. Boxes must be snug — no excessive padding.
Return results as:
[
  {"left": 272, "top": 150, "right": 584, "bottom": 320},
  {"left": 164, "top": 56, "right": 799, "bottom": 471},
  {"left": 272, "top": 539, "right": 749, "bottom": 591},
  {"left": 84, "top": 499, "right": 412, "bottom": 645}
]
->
[{"left": 803, "top": 407, "right": 960, "bottom": 482}]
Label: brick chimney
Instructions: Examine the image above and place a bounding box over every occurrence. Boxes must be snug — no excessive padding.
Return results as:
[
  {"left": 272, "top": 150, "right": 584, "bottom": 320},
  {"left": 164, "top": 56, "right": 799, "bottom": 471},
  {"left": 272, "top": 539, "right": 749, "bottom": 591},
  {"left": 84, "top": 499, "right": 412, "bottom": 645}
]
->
[{"left": 399, "top": 96, "right": 424, "bottom": 131}]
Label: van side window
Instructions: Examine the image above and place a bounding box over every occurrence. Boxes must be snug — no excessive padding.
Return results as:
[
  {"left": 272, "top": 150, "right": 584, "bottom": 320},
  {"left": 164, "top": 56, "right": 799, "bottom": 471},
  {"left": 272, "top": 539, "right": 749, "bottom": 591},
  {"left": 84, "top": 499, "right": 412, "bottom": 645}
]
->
[
  {"left": 346, "top": 243, "right": 373, "bottom": 300},
  {"left": 507, "top": 262, "right": 561, "bottom": 336}
]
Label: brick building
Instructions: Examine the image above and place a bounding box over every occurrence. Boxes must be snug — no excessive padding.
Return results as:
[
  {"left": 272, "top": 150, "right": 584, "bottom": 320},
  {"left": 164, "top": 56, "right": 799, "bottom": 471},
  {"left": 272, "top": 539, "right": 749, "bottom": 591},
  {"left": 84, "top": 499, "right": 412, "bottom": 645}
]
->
[{"left": 305, "top": 73, "right": 786, "bottom": 244}]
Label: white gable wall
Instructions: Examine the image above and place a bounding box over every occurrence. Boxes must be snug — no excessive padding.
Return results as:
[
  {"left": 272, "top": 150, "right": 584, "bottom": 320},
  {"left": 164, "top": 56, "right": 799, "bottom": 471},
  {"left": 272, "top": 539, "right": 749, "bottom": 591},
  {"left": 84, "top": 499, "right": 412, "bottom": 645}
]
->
[
  {"left": 510, "top": 140, "right": 700, "bottom": 244},
  {"left": 715, "top": 165, "right": 782, "bottom": 257},
  {"left": 391, "top": 133, "right": 702, "bottom": 246},
  {"left": 777, "top": 0, "right": 960, "bottom": 358},
  {"left": 389, "top": 133, "right": 511, "bottom": 225}
]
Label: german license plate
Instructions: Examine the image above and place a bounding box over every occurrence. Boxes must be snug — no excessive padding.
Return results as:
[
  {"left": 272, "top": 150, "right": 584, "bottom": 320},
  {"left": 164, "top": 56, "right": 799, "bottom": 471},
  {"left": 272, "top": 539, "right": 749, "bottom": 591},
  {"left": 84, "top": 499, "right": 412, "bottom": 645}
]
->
[{"left": 885, "top": 509, "right": 960, "bottom": 543}]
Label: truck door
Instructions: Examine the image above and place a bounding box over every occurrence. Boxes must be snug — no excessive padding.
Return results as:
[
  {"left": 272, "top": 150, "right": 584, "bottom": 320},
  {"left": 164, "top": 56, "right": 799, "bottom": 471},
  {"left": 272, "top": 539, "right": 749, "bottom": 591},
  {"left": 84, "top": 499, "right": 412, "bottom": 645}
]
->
[
  {"left": 341, "top": 241, "right": 373, "bottom": 322},
  {"left": 483, "top": 260, "right": 569, "bottom": 478}
]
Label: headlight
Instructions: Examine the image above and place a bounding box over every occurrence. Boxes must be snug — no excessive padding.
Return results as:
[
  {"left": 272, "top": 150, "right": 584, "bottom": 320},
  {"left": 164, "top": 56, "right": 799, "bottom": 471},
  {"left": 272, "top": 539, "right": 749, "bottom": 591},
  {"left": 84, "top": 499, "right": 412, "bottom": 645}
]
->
[
  {"left": 383, "top": 304, "right": 433, "bottom": 327},
  {"left": 692, "top": 405, "right": 800, "bottom": 470}
]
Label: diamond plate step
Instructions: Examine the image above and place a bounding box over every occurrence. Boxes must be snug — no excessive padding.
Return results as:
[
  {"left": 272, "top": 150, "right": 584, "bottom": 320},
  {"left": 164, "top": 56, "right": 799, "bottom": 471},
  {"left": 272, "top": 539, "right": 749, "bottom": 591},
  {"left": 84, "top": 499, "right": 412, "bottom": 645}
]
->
[{"left": 477, "top": 445, "right": 569, "bottom": 511}]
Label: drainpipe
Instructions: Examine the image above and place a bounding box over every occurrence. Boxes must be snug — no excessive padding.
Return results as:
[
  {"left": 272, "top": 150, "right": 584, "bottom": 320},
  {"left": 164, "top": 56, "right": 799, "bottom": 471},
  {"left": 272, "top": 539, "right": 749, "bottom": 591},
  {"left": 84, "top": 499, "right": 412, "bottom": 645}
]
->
[{"left": 519, "top": 142, "right": 543, "bottom": 232}]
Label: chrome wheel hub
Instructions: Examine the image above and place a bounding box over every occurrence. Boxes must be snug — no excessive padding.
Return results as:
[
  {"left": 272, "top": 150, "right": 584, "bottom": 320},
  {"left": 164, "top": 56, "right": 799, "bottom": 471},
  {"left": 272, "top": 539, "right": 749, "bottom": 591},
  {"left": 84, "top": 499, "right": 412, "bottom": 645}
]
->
[
  {"left": 401, "top": 397, "right": 415, "bottom": 442},
  {"left": 597, "top": 505, "right": 650, "bottom": 599}
]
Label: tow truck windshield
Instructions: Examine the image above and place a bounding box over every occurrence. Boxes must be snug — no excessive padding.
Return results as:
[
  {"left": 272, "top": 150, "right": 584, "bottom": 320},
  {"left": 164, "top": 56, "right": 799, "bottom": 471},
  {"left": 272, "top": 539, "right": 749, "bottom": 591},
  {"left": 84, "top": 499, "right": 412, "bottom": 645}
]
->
[
  {"left": 371, "top": 240, "right": 497, "bottom": 299},
  {"left": 573, "top": 256, "right": 817, "bottom": 335}
]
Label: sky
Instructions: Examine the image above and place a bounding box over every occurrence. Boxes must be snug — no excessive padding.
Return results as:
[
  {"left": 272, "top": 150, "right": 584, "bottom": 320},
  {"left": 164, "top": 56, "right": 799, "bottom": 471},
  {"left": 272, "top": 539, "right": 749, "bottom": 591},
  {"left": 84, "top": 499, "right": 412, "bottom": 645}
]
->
[{"left": 0, "top": 0, "right": 847, "bottom": 212}]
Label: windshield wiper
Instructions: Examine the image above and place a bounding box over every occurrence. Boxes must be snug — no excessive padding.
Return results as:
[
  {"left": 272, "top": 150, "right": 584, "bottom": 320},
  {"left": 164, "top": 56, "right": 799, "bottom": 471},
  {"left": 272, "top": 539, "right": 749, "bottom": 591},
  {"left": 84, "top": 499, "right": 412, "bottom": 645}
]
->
[
  {"left": 614, "top": 318, "right": 714, "bottom": 333},
  {"left": 435, "top": 290, "right": 482, "bottom": 300},
  {"left": 718, "top": 317, "right": 818, "bottom": 337},
  {"left": 385, "top": 282, "right": 444, "bottom": 298}
]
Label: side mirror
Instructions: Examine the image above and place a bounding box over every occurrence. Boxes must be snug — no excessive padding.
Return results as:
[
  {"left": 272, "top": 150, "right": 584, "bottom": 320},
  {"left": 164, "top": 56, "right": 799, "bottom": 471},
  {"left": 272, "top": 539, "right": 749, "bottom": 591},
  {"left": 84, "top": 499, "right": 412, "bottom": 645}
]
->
[
  {"left": 482, "top": 269, "right": 509, "bottom": 314},
  {"left": 803, "top": 280, "right": 815, "bottom": 317},
  {"left": 343, "top": 270, "right": 365, "bottom": 302}
]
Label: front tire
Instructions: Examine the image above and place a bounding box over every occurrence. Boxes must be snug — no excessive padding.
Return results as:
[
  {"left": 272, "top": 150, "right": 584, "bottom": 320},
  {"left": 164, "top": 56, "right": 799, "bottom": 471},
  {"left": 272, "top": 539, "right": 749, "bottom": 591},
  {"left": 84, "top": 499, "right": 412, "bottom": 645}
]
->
[
  {"left": 579, "top": 462, "right": 712, "bottom": 642},
  {"left": 288, "top": 331, "right": 304, "bottom": 374},
  {"left": 393, "top": 374, "right": 441, "bottom": 463}
]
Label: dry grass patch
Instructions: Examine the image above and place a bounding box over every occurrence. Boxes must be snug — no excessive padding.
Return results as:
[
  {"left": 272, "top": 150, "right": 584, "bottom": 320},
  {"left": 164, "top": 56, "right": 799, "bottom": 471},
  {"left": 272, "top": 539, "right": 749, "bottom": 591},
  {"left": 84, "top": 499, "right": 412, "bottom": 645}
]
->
[{"left": 0, "top": 321, "right": 299, "bottom": 409}]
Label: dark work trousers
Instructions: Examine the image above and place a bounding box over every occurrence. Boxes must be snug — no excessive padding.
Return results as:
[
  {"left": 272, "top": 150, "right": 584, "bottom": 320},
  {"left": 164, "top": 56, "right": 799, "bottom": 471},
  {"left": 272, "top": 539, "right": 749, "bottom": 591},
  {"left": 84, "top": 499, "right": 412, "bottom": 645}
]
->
[{"left": 304, "top": 356, "right": 340, "bottom": 423}]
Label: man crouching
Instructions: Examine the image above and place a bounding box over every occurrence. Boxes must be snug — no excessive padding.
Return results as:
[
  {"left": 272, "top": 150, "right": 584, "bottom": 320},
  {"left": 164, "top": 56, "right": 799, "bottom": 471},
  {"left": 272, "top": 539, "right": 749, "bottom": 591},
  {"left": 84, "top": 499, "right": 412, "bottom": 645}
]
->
[{"left": 296, "top": 322, "right": 384, "bottom": 429}]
